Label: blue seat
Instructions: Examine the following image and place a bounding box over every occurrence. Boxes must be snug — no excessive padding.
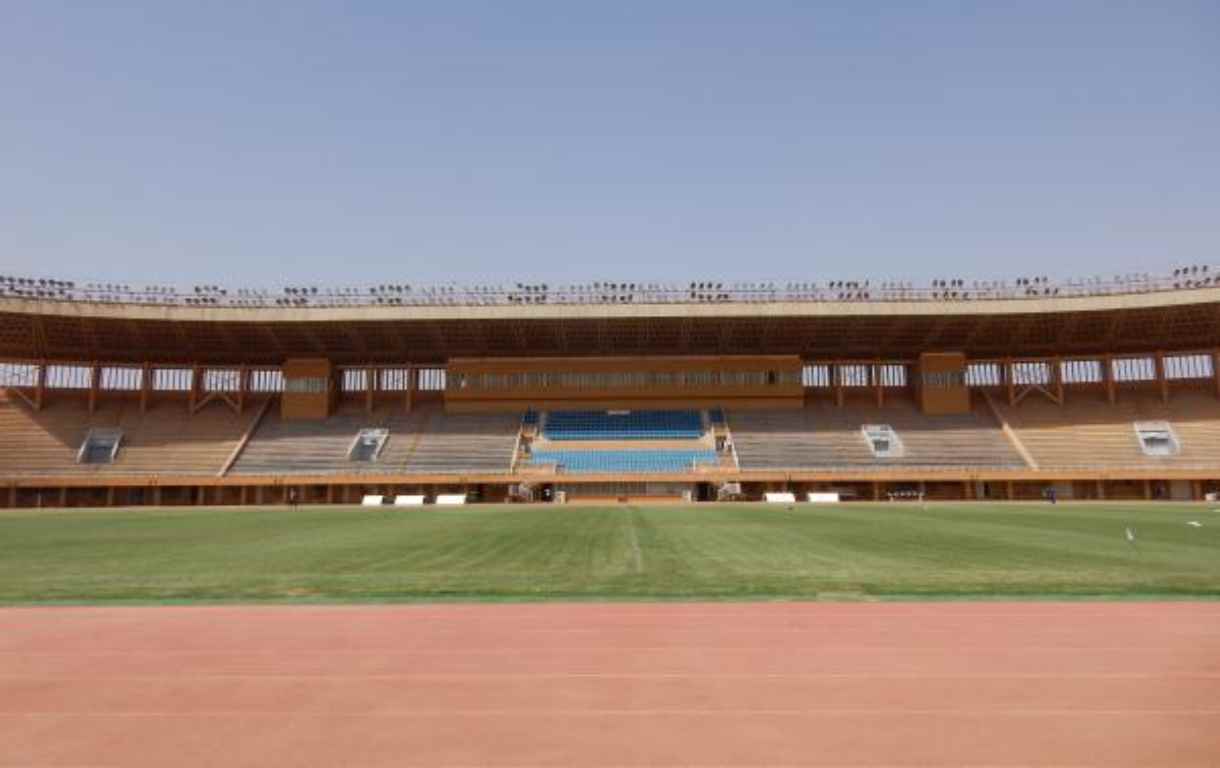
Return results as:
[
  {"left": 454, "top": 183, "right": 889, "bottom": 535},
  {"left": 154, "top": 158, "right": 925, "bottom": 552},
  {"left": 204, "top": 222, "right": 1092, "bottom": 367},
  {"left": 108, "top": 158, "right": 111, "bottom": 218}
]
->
[{"left": 543, "top": 410, "right": 703, "bottom": 441}]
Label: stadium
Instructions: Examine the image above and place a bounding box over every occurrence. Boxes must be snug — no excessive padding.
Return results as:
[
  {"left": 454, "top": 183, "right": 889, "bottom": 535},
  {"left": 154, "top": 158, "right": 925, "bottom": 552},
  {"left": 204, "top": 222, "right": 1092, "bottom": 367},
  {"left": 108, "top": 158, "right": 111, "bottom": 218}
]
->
[
  {"left": 4, "top": 267, "right": 1220, "bottom": 508},
  {"left": 6, "top": 268, "right": 1220, "bottom": 766}
]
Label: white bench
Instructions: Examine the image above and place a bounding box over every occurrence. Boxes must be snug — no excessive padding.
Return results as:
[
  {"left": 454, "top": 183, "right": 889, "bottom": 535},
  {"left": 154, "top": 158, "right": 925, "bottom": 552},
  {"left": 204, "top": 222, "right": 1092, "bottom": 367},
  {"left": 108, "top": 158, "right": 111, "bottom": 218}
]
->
[
  {"left": 393, "top": 495, "right": 426, "bottom": 506},
  {"left": 763, "top": 492, "right": 797, "bottom": 503},
  {"left": 435, "top": 494, "right": 467, "bottom": 506},
  {"left": 806, "top": 492, "right": 840, "bottom": 503},
  {"left": 360, "top": 494, "right": 384, "bottom": 507}
]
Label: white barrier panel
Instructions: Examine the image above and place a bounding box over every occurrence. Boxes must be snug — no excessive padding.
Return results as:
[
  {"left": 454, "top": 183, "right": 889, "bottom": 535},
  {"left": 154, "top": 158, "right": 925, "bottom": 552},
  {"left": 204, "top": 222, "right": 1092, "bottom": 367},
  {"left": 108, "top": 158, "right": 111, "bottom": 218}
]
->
[
  {"left": 764, "top": 492, "right": 797, "bottom": 503},
  {"left": 394, "top": 495, "right": 426, "bottom": 506},
  {"left": 361, "top": 495, "right": 384, "bottom": 507},
  {"left": 807, "top": 492, "right": 840, "bottom": 503},
  {"left": 435, "top": 494, "right": 467, "bottom": 506}
]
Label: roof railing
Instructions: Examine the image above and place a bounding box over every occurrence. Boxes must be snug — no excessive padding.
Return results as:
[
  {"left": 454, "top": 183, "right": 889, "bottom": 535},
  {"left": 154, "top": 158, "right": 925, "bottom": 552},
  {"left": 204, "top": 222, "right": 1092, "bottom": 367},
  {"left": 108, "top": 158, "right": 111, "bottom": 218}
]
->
[{"left": 0, "top": 265, "right": 1215, "bottom": 309}]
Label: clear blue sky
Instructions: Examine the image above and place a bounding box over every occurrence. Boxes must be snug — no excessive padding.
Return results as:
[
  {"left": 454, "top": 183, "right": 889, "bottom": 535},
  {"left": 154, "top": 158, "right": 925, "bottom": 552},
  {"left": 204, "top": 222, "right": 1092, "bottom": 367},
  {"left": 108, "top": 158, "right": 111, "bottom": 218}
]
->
[{"left": 2, "top": 1, "right": 1216, "bottom": 287}]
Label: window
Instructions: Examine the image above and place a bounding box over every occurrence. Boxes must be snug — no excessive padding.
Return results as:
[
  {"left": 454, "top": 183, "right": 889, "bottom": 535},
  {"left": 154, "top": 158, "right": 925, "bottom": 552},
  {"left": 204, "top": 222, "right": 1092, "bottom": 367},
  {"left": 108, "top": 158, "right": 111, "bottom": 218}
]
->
[
  {"left": 1061, "top": 359, "right": 1102, "bottom": 384},
  {"left": 1134, "top": 422, "right": 1179, "bottom": 457},
  {"left": 46, "top": 364, "right": 91, "bottom": 390},
  {"left": 341, "top": 369, "right": 368, "bottom": 392},
  {"left": 0, "top": 362, "right": 39, "bottom": 387},
  {"left": 1113, "top": 357, "right": 1155, "bottom": 382},
  {"left": 152, "top": 368, "right": 193, "bottom": 392},
  {"left": 78, "top": 429, "right": 122, "bottom": 464},
  {"left": 100, "top": 367, "right": 142, "bottom": 391},
  {"left": 249, "top": 369, "right": 284, "bottom": 392},
  {"left": 284, "top": 377, "right": 328, "bottom": 394},
  {"left": 862, "top": 424, "right": 903, "bottom": 458},
  {"left": 1164, "top": 354, "right": 1213, "bottom": 381},
  {"left": 965, "top": 362, "right": 1002, "bottom": 387},
  {"left": 802, "top": 364, "right": 830, "bottom": 388},
  {"left": 203, "top": 369, "right": 241, "bottom": 393},
  {"left": 348, "top": 428, "right": 389, "bottom": 462}
]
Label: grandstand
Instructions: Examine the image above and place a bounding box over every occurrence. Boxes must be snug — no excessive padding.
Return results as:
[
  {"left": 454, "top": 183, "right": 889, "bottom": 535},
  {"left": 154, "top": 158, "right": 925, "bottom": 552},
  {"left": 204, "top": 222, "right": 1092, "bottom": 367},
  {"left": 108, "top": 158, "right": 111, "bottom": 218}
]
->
[{"left": 4, "top": 266, "right": 1220, "bottom": 505}]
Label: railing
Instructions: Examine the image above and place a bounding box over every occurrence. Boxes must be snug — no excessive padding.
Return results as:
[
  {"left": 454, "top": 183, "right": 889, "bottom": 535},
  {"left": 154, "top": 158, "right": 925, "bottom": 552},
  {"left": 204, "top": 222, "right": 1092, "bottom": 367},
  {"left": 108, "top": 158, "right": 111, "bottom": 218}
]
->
[{"left": 1, "top": 264, "right": 1217, "bottom": 309}]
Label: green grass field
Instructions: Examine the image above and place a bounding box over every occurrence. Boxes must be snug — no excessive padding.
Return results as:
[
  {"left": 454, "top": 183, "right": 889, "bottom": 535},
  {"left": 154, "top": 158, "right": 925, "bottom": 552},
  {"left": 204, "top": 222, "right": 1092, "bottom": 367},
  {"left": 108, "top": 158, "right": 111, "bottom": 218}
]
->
[{"left": 1, "top": 503, "right": 1218, "bottom": 603}]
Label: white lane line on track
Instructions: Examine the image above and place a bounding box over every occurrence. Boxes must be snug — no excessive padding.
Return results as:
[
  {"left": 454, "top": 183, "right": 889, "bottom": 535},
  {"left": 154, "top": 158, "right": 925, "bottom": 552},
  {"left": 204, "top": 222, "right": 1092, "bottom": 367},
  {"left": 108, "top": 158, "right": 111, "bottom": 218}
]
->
[
  {"left": 3, "top": 673, "right": 1219, "bottom": 680},
  {"left": 4, "top": 709, "right": 1220, "bottom": 717}
]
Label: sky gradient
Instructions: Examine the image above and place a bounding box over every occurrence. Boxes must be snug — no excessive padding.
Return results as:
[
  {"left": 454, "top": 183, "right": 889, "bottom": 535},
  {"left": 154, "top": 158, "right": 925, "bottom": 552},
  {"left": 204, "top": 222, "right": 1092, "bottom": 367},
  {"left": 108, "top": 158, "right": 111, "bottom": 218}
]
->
[{"left": 2, "top": 1, "right": 1217, "bottom": 287}]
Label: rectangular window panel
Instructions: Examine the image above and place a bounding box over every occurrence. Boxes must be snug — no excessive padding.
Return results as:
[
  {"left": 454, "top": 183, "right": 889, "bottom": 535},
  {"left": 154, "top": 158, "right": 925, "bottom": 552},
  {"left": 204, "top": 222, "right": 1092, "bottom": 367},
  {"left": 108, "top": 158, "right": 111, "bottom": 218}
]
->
[
  {"left": 1113, "top": 357, "right": 1155, "bottom": 382},
  {"left": 100, "top": 366, "right": 142, "bottom": 391},
  {"left": 1164, "top": 354, "right": 1213, "bottom": 380},
  {"left": 0, "top": 362, "right": 40, "bottom": 387},
  {"left": 46, "top": 364, "right": 92, "bottom": 389},
  {"left": 1061, "top": 359, "right": 1102, "bottom": 384},
  {"left": 203, "top": 369, "right": 241, "bottom": 392},
  {"left": 249, "top": 369, "right": 284, "bottom": 392},
  {"left": 965, "top": 362, "right": 1002, "bottom": 387}
]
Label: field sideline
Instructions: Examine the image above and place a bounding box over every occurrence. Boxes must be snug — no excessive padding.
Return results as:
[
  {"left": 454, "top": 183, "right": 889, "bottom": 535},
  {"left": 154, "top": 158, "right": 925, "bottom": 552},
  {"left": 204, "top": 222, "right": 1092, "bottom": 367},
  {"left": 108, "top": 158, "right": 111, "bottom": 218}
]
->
[{"left": 1, "top": 502, "right": 1218, "bottom": 603}]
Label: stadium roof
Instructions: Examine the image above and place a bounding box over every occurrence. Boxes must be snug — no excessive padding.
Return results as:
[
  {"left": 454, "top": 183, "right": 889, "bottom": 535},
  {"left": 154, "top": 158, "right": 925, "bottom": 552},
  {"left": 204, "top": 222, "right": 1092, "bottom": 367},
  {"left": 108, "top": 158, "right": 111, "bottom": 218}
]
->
[{"left": 2, "top": 270, "right": 1220, "bottom": 364}]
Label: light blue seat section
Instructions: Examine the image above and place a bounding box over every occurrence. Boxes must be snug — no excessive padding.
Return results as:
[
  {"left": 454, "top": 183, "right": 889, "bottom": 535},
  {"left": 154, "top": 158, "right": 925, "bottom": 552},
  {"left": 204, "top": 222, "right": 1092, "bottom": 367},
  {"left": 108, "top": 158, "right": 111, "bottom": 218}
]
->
[{"left": 527, "top": 449, "right": 718, "bottom": 473}]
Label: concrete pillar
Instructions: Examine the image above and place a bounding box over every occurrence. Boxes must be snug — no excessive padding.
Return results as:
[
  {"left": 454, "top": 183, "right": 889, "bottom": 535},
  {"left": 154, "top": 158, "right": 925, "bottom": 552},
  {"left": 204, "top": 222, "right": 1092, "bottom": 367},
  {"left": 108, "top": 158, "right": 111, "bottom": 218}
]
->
[
  {"left": 59, "top": 487, "right": 68, "bottom": 507},
  {"left": 1096, "top": 480, "right": 1105, "bottom": 500}
]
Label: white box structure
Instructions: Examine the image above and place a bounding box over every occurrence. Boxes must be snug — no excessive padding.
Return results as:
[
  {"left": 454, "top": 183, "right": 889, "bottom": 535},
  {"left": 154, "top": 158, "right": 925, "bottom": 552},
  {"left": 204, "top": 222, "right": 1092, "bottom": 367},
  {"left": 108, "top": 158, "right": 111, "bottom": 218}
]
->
[
  {"left": 763, "top": 492, "right": 797, "bottom": 503},
  {"left": 393, "top": 495, "right": 426, "bottom": 506},
  {"left": 806, "top": 492, "right": 841, "bottom": 503},
  {"left": 360, "top": 495, "right": 384, "bottom": 506},
  {"left": 435, "top": 494, "right": 468, "bottom": 506}
]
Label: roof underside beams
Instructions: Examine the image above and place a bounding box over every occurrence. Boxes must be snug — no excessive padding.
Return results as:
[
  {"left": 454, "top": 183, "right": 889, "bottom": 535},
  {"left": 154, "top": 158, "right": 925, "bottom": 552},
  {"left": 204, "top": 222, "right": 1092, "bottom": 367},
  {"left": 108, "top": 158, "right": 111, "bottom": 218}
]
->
[{"left": 1, "top": 304, "right": 1219, "bottom": 364}]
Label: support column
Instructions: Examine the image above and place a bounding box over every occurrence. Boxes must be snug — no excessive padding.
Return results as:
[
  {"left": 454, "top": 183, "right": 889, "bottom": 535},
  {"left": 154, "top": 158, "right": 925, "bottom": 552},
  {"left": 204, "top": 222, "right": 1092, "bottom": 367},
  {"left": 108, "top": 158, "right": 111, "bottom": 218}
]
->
[
  {"left": 833, "top": 364, "right": 844, "bottom": 408},
  {"left": 237, "top": 366, "right": 248, "bottom": 414},
  {"left": 872, "top": 481, "right": 881, "bottom": 501},
  {"left": 1156, "top": 352, "right": 1168, "bottom": 403},
  {"left": 34, "top": 360, "right": 47, "bottom": 410},
  {"left": 874, "top": 362, "right": 884, "bottom": 407},
  {"left": 8, "top": 485, "right": 17, "bottom": 508},
  {"left": 1104, "top": 355, "right": 1116, "bottom": 404},
  {"left": 240, "top": 486, "right": 249, "bottom": 505},
  {"left": 140, "top": 362, "right": 152, "bottom": 413},
  {"left": 1191, "top": 480, "right": 1202, "bottom": 501},
  {"left": 106, "top": 487, "right": 115, "bottom": 507},
  {"left": 1005, "top": 480, "right": 1015, "bottom": 500},
  {"left": 88, "top": 362, "right": 99, "bottom": 414},
  {"left": 152, "top": 486, "right": 162, "bottom": 506},
  {"left": 1054, "top": 357, "right": 1064, "bottom": 405},
  {"left": 963, "top": 481, "right": 973, "bottom": 500},
  {"left": 1213, "top": 349, "right": 1220, "bottom": 400},
  {"left": 405, "top": 367, "right": 415, "bottom": 413},
  {"left": 1005, "top": 359, "right": 1016, "bottom": 406},
  {"left": 1143, "top": 479, "right": 1152, "bottom": 500},
  {"left": 366, "top": 365, "right": 375, "bottom": 414},
  {"left": 326, "top": 485, "right": 335, "bottom": 504},
  {"left": 189, "top": 365, "right": 201, "bottom": 413},
  {"left": 255, "top": 486, "right": 264, "bottom": 504},
  {"left": 1096, "top": 479, "right": 1105, "bottom": 500},
  {"left": 59, "top": 487, "right": 68, "bottom": 507}
]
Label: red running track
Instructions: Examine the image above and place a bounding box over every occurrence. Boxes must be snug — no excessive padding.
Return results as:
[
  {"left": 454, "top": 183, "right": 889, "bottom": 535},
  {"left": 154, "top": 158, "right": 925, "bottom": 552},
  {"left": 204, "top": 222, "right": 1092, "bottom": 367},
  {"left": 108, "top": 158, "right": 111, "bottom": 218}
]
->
[{"left": 1, "top": 602, "right": 1218, "bottom": 767}]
